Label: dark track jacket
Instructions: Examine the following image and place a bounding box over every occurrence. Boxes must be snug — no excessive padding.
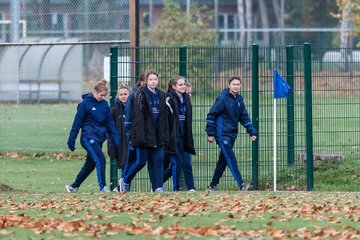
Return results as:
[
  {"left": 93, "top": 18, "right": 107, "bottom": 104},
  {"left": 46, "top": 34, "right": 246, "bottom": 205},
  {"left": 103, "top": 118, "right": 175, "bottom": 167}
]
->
[
  {"left": 131, "top": 86, "right": 169, "bottom": 148},
  {"left": 107, "top": 99, "right": 127, "bottom": 169},
  {"left": 206, "top": 88, "right": 257, "bottom": 140},
  {"left": 67, "top": 93, "right": 120, "bottom": 149},
  {"left": 124, "top": 86, "right": 138, "bottom": 144},
  {"left": 164, "top": 90, "right": 196, "bottom": 155}
]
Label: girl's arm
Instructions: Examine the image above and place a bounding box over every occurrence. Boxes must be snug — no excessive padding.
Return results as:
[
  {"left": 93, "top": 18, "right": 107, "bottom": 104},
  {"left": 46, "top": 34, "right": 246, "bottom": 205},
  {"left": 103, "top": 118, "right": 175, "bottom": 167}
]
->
[
  {"left": 205, "top": 96, "right": 224, "bottom": 137},
  {"left": 67, "top": 103, "right": 86, "bottom": 151},
  {"left": 105, "top": 108, "right": 120, "bottom": 146}
]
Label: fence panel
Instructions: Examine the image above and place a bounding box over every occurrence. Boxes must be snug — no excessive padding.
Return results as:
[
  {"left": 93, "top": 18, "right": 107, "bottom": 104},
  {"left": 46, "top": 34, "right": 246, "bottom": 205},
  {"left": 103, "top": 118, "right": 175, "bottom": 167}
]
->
[
  {"left": 1, "top": 43, "right": 359, "bottom": 191},
  {"left": 114, "top": 45, "right": 309, "bottom": 191}
]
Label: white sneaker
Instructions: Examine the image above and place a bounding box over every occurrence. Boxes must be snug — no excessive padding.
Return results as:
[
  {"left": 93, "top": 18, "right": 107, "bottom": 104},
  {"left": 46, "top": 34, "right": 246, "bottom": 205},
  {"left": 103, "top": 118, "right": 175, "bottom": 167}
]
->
[
  {"left": 119, "top": 178, "right": 130, "bottom": 192},
  {"left": 154, "top": 187, "right": 165, "bottom": 192},
  {"left": 65, "top": 184, "right": 78, "bottom": 193},
  {"left": 188, "top": 189, "right": 196, "bottom": 192},
  {"left": 100, "top": 186, "right": 110, "bottom": 192}
]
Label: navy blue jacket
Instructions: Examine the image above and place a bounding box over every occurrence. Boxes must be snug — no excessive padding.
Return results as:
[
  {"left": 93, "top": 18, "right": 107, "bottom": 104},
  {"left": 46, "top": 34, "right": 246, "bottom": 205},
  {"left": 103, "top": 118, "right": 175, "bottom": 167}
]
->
[
  {"left": 206, "top": 88, "right": 257, "bottom": 140},
  {"left": 68, "top": 93, "right": 120, "bottom": 149},
  {"left": 124, "top": 86, "right": 137, "bottom": 144}
]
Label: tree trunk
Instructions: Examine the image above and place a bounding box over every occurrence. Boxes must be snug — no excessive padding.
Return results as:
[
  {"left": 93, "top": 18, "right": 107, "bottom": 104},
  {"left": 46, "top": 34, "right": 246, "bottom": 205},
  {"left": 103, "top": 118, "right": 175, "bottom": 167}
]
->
[
  {"left": 245, "top": 0, "right": 252, "bottom": 45},
  {"left": 271, "top": 0, "right": 281, "bottom": 44},
  {"left": 271, "top": 0, "right": 281, "bottom": 27},
  {"left": 237, "top": 0, "right": 245, "bottom": 45},
  {"left": 259, "top": 0, "right": 270, "bottom": 45},
  {"left": 340, "top": 4, "right": 351, "bottom": 72}
]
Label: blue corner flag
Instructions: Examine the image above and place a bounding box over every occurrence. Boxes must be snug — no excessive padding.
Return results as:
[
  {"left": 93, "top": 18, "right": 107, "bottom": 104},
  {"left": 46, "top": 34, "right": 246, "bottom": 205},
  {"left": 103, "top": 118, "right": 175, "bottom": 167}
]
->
[{"left": 274, "top": 69, "right": 291, "bottom": 98}]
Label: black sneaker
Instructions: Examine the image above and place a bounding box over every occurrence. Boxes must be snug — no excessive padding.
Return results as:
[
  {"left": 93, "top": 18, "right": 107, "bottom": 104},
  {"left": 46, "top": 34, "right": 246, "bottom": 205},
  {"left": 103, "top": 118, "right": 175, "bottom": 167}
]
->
[
  {"left": 241, "top": 183, "right": 254, "bottom": 191},
  {"left": 207, "top": 185, "right": 217, "bottom": 192}
]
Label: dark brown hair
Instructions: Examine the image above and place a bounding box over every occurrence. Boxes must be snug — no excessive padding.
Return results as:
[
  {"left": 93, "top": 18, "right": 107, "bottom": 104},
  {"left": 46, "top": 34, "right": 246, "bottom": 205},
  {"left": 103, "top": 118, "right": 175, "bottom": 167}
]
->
[
  {"left": 136, "top": 73, "right": 146, "bottom": 87},
  {"left": 145, "top": 69, "right": 159, "bottom": 82},
  {"left": 228, "top": 76, "right": 243, "bottom": 85}
]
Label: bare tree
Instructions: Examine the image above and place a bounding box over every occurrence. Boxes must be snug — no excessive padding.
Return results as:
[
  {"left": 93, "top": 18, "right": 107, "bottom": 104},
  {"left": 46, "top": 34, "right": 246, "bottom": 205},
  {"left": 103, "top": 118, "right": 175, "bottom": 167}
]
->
[
  {"left": 237, "top": 0, "right": 245, "bottom": 45},
  {"left": 259, "top": 0, "right": 269, "bottom": 45},
  {"left": 245, "top": 0, "right": 252, "bottom": 45},
  {"left": 272, "top": 0, "right": 281, "bottom": 27},
  {"left": 340, "top": 3, "right": 351, "bottom": 72},
  {"left": 271, "top": 0, "right": 282, "bottom": 44}
]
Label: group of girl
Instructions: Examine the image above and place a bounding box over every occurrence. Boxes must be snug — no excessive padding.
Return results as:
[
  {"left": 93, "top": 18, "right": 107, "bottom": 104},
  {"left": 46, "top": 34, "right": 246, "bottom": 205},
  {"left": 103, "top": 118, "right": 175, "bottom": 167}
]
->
[{"left": 66, "top": 70, "right": 196, "bottom": 192}]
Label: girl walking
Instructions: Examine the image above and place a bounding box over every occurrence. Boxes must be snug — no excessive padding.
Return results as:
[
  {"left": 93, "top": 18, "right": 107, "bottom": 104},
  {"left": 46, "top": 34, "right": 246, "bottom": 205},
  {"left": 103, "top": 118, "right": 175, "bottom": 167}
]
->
[
  {"left": 163, "top": 75, "right": 196, "bottom": 191},
  {"left": 120, "top": 70, "right": 169, "bottom": 192},
  {"left": 107, "top": 83, "right": 131, "bottom": 191},
  {"left": 66, "top": 79, "right": 120, "bottom": 193},
  {"left": 206, "top": 76, "right": 257, "bottom": 191}
]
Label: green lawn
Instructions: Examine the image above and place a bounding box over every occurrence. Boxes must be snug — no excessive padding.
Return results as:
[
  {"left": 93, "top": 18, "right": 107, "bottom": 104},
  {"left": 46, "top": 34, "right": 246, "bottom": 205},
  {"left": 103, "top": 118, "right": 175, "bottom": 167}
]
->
[
  {"left": 1, "top": 101, "right": 360, "bottom": 192},
  {"left": 0, "top": 187, "right": 358, "bottom": 239},
  {"left": 1, "top": 152, "right": 359, "bottom": 238}
]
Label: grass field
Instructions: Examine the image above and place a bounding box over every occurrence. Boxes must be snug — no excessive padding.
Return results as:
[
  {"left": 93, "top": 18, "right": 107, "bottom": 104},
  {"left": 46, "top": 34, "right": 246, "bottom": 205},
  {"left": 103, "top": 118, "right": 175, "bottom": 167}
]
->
[
  {"left": 1, "top": 155, "right": 359, "bottom": 239},
  {"left": 1, "top": 191, "right": 359, "bottom": 239},
  {"left": 1, "top": 101, "right": 360, "bottom": 191},
  {"left": 1, "top": 99, "right": 359, "bottom": 238}
]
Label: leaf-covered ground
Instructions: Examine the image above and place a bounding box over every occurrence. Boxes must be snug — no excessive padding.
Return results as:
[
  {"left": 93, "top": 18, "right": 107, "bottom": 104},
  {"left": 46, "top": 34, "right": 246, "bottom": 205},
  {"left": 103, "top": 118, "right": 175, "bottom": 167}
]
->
[{"left": 0, "top": 191, "right": 359, "bottom": 239}]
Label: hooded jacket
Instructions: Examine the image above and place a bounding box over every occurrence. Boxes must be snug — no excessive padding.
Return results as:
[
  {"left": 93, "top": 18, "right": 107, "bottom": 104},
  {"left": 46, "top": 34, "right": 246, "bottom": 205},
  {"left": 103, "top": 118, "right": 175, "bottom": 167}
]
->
[
  {"left": 124, "top": 86, "right": 138, "bottom": 144},
  {"left": 164, "top": 90, "right": 196, "bottom": 155},
  {"left": 107, "top": 98, "right": 127, "bottom": 168},
  {"left": 68, "top": 93, "right": 120, "bottom": 148},
  {"left": 206, "top": 88, "right": 257, "bottom": 140},
  {"left": 131, "top": 86, "right": 169, "bottom": 148}
]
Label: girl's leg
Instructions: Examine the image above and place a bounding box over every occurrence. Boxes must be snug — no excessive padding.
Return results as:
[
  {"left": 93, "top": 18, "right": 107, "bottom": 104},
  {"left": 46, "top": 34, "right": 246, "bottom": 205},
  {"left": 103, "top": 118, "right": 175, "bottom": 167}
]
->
[
  {"left": 170, "top": 153, "right": 181, "bottom": 191},
  {"left": 81, "top": 137, "right": 107, "bottom": 190},
  {"left": 123, "top": 147, "right": 146, "bottom": 184},
  {"left": 122, "top": 145, "right": 136, "bottom": 178},
  {"left": 148, "top": 147, "right": 164, "bottom": 191},
  {"left": 182, "top": 152, "right": 195, "bottom": 190},
  {"left": 72, "top": 153, "right": 96, "bottom": 189},
  {"left": 217, "top": 138, "right": 244, "bottom": 188},
  {"left": 209, "top": 150, "right": 227, "bottom": 188}
]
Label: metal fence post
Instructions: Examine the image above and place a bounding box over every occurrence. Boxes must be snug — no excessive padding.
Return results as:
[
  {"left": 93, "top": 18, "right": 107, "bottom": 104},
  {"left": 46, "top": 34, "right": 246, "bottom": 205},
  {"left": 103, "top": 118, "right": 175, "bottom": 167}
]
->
[
  {"left": 179, "top": 45, "right": 187, "bottom": 190},
  {"left": 304, "top": 43, "right": 314, "bottom": 191},
  {"left": 251, "top": 44, "right": 259, "bottom": 189},
  {"left": 179, "top": 45, "right": 187, "bottom": 77},
  {"left": 286, "top": 45, "right": 295, "bottom": 165},
  {"left": 109, "top": 45, "right": 119, "bottom": 191}
]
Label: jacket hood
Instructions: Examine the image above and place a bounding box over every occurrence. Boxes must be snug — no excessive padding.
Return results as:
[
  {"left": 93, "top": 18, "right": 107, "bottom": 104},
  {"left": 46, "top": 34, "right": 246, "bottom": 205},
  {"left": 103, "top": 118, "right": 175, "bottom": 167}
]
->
[
  {"left": 81, "top": 92, "right": 93, "bottom": 100},
  {"left": 221, "top": 88, "right": 239, "bottom": 99},
  {"left": 81, "top": 92, "right": 101, "bottom": 103}
]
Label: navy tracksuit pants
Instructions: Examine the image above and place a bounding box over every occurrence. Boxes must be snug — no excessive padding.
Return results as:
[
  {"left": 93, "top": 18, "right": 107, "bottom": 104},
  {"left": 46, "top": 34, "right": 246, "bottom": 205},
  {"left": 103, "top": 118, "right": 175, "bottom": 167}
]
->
[
  {"left": 123, "top": 146, "right": 164, "bottom": 191},
  {"left": 121, "top": 144, "right": 139, "bottom": 180},
  {"left": 210, "top": 137, "right": 244, "bottom": 189},
  {"left": 72, "top": 136, "right": 107, "bottom": 191},
  {"left": 164, "top": 137, "right": 195, "bottom": 191}
]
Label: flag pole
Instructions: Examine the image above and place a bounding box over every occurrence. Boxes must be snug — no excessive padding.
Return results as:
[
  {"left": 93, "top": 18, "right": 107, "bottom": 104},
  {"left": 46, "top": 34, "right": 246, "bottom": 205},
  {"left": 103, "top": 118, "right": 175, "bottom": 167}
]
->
[
  {"left": 273, "top": 98, "right": 277, "bottom": 192},
  {"left": 273, "top": 69, "right": 291, "bottom": 192}
]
